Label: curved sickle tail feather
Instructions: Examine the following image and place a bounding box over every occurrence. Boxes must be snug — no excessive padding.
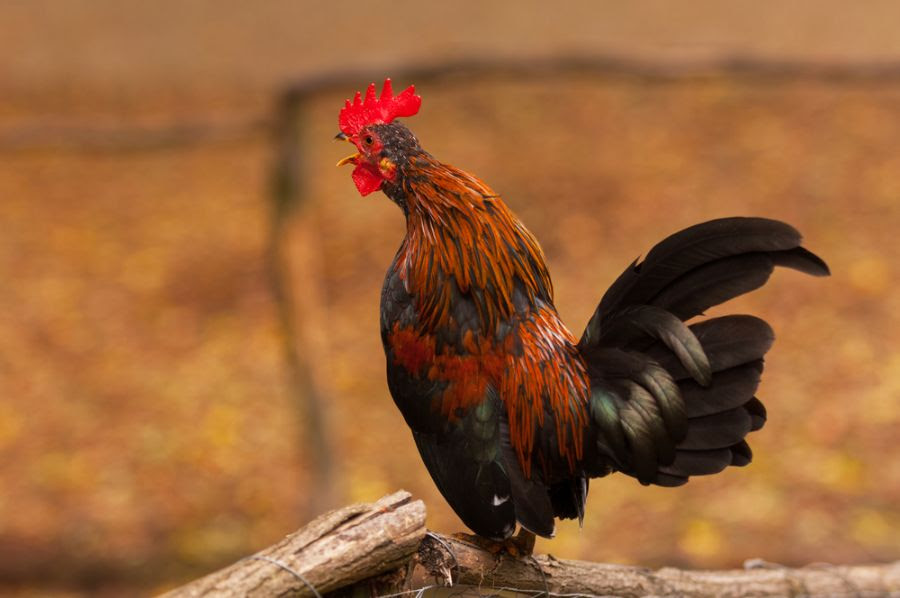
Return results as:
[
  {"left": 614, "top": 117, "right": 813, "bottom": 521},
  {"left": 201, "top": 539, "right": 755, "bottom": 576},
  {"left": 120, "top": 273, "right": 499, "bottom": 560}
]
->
[{"left": 579, "top": 217, "right": 829, "bottom": 487}]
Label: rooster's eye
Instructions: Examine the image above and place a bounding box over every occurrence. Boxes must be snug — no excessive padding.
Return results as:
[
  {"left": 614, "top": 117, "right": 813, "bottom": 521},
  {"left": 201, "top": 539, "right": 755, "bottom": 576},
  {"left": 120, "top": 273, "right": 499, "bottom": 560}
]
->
[{"left": 364, "top": 135, "right": 374, "bottom": 146}]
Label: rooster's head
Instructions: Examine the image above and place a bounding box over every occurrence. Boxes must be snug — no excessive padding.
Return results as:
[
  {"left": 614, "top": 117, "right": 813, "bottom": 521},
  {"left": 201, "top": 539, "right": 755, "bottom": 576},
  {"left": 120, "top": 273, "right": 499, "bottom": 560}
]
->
[{"left": 336, "top": 78, "right": 423, "bottom": 196}]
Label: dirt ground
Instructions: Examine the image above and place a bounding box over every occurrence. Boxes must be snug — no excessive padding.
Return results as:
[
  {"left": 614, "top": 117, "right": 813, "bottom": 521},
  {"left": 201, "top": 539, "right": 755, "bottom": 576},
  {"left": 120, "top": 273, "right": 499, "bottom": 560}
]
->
[{"left": 2, "top": 3, "right": 900, "bottom": 595}]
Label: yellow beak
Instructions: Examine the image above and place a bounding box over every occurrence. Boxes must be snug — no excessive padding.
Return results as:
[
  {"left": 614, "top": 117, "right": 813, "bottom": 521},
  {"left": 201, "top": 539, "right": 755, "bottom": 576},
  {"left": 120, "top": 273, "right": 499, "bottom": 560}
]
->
[
  {"left": 335, "top": 132, "right": 359, "bottom": 166},
  {"left": 336, "top": 153, "right": 360, "bottom": 167}
]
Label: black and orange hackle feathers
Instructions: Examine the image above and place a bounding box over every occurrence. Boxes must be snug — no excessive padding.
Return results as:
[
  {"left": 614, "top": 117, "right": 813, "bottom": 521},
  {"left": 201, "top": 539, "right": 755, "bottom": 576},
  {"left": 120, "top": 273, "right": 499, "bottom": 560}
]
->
[
  {"left": 387, "top": 155, "right": 590, "bottom": 478},
  {"left": 338, "top": 79, "right": 830, "bottom": 541}
]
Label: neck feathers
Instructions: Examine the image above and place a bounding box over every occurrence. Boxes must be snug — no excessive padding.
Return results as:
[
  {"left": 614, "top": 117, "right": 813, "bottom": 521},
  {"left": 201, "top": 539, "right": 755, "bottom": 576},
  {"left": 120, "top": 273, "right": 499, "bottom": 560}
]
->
[{"left": 392, "top": 157, "right": 553, "bottom": 332}]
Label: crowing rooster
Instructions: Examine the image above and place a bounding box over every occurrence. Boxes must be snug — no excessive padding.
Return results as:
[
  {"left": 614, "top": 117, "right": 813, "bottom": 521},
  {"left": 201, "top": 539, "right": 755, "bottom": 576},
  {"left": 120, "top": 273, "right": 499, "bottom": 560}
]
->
[{"left": 335, "top": 79, "right": 829, "bottom": 543}]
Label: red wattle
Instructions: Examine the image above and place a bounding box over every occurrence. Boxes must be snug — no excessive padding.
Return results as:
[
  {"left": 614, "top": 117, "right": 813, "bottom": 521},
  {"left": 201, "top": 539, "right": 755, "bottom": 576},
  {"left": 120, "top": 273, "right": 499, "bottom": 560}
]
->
[{"left": 352, "top": 164, "right": 383, "bottom": 196}]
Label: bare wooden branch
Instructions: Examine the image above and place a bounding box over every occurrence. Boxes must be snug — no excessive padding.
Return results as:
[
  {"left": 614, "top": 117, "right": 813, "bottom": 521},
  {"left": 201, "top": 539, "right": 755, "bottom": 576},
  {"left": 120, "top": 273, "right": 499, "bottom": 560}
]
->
[
  {"left": 160, "top": 491, "right": 426, "bottom": 598},
  {"left": 418, "top": 532, "right": 900, "bottom": 598},
  {"left": 160, "top": 492, "right": 899, "bottom": 597}
]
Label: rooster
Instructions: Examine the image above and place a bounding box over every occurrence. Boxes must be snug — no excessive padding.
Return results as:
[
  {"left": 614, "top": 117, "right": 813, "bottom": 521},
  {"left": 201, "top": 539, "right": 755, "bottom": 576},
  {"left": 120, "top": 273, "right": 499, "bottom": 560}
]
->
[{"left": 335, "top": 79, "right": 829, "bottom": 544}]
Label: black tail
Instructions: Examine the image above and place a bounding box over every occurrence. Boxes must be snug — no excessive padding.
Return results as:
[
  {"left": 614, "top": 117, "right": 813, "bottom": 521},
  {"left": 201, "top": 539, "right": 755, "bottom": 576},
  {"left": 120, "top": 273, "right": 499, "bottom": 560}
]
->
[{"left": 578, "top": 217, "right": 828, "bottom": 486}]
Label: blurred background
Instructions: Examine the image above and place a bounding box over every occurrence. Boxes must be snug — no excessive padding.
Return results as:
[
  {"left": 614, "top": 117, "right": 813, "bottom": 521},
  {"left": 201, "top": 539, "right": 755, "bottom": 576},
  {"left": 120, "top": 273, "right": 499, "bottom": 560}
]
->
[{"left": 2, "top": 1, "right": 900, "bottom": 595}]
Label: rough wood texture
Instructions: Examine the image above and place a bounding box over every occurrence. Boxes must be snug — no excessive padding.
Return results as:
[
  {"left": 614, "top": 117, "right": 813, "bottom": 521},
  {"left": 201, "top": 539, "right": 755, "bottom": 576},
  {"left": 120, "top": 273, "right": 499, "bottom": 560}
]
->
[
  {"left": 161, "top": 492, "right": 899, "bottom": 597},
  {"left": 419, "top": 533, "right": 900, "bottom": 597},
  {"left": 161, "top": 491, "right": 425, "bottom": 598}
]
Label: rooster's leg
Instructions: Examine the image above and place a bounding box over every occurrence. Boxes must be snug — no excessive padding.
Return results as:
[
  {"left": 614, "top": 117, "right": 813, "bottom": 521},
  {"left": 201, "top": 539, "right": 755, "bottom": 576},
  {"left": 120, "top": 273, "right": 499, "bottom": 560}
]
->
[
  {"left": 509, "top": 528, "right": 537, "bottom": 556},
  {"left": 452, "top": 527, "right": 537, "bottom": 557}
]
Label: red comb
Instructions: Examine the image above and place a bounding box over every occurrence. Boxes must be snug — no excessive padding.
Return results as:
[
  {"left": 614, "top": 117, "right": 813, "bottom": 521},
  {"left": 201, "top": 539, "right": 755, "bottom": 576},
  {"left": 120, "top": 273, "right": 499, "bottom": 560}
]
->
[{"left": 339, "top": 78, "right": 421, "bottom": 137}]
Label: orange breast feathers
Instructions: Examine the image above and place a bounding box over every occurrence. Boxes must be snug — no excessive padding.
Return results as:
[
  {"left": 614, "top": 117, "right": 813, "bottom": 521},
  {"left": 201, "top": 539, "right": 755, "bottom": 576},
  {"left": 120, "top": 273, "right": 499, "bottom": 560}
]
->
[{"left": 387, "top": 306, "right": 591, "bottom": 477}]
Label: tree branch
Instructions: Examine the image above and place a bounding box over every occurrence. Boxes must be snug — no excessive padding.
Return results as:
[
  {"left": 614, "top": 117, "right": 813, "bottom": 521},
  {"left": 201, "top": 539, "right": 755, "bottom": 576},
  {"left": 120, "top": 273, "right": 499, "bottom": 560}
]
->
[
  {"left": 159, "top": 491, "right": 900, "bottom": 597},
  {"left": 418, "top": 532, "right": 900, "bottom": 597},
  {"left": 159, "top": 491, "right": 426, "bottom": 598}
]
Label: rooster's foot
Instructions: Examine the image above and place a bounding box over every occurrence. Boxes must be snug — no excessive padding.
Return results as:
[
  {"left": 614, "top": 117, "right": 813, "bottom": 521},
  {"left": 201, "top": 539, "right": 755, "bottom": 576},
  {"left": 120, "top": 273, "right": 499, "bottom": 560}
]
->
[{"left": 452, "top": 527, "right": 537, "bottom": 557}]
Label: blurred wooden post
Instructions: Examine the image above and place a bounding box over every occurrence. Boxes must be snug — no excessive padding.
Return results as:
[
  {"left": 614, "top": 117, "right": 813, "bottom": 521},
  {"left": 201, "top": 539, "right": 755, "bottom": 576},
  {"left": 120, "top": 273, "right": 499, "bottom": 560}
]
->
[{"left": 267, "top": 90, "right": 337, "bottom": 517}]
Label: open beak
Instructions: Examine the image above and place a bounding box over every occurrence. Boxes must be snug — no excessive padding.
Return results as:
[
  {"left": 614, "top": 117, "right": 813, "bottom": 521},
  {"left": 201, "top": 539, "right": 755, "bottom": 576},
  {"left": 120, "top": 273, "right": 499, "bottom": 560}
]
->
[
  {"left": 336, "top": 153, "right": 359, "bottom": 167},
  {"left": 335, "top": 132, "right": 359, "bottom": 166}
]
